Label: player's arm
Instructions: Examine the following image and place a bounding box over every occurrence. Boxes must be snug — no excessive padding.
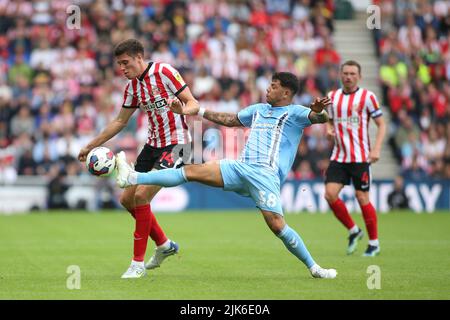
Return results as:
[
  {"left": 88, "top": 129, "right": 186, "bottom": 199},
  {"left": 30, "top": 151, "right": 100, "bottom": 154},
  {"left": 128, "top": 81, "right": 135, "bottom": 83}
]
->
[
  {"left": 161, "top": 63, "right": 199, "bottom": 115},
  {"left": 202, "top": 110, "right": 243, "bottom": 127},
  {"left": 369, "top": 115, "right": 386, "bottom": 163},
  {"left": 78, "top": 107, "right": 137, "bottom": 162},
  {"left": 169, "top": 99, "right": 243, "bottom": 127},
  {"left": 308, "top": 97, "right": 331, "bottom": 124},
  {"left": 176, "top": 86, "right": 199, "bottom": 116}
]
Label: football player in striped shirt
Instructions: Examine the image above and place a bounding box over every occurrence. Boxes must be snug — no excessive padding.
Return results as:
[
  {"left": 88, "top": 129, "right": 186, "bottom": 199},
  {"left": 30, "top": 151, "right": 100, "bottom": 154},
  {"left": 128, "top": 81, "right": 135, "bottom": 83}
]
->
[
  {"left": 324, "top": 60, "right": 386, "bottom": 257},
  {"left": 78, "top": 39, "right": 199, "bottom": 278}
]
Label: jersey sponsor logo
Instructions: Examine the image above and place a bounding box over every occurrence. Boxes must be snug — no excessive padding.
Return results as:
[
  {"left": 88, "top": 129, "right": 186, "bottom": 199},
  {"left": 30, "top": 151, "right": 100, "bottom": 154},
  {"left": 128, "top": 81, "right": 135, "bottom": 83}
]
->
[
  {"left": 140, "top": 98, "right": 168, "bottom": 113},
  {"left": 335, "top": 117, "right": 360, "bottom": 123},
  {"left": 147, "top": 128, "right": 158, "bottom": 140}
]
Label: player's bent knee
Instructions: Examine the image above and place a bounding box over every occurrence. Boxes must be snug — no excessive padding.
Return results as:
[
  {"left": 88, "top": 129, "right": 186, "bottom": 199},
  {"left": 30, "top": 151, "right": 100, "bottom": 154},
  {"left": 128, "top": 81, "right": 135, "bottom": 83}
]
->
[
  {"left": 269, "top": 223, "right": 284, "bottom": 235},
  {"left": 134, "top": 191, "right": 151, "bottom": 205},
  {"left": 134, "top": 186, "right": 160, "bottom": 205},
  {"left": 355, "top": 191, "right": 369, "bottom": 205},
  {"left": 119, "top": 194, "right": 134, "bottom": 210},
  {"left": 262, "top": 211, "right": 285, "bottom": 234},
  {"left": 324, "top": 192, "right": 338, "bottom": 204}
]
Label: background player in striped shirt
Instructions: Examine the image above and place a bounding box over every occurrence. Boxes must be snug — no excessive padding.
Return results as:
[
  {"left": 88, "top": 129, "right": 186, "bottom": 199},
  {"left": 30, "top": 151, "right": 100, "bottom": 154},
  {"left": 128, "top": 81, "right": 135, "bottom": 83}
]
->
[
  {"left": 78, "top": 39, "right": 199, "bottom": 278},
  {"left": 324, "top": 60, "right": 386, "bottom": 257}
]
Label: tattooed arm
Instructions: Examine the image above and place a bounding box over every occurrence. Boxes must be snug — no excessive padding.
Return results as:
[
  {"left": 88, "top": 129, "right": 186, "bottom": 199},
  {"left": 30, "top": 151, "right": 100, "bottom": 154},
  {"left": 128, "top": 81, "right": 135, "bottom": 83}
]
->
[
  {"left": 309, "top": 109, "right": 330, "bottom": 124},
  {"left": 169, "top": 99, "right": 243, "bottom": 127},
  {"left": 203, "top": 110, "right": 243, "bottom": 127},
  {"left": 308, "top": 97, "right": 331, "bottom": 124}
]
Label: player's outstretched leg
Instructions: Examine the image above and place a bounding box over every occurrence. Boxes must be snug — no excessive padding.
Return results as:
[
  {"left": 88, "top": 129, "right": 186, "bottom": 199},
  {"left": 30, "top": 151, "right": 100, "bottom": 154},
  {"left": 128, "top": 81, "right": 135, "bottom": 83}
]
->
[
  {"left": 261, "top": 210, "right": 337, "bottom": 279},
  {"left": 116, "top": 151, "right": 187, "bottom": 188}
]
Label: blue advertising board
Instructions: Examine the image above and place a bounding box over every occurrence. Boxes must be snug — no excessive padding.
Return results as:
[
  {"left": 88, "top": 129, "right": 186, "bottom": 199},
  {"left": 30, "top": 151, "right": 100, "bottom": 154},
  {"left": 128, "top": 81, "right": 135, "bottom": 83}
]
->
[{"left": 179, "top": 180, "right": 450, "bottom": 213}]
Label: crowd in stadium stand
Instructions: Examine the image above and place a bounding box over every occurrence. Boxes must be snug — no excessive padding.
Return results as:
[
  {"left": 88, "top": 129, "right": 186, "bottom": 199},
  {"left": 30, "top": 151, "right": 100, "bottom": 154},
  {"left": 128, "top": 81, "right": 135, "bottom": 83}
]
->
[
  {"left": 0, "top": 0, "right": 448, "bottom": 186},
  {"left": 373, "top": 0, "right": 449, "bottom": 179},
  {"left": 0, "top": 0, "right": 338, "bottom": 184}
]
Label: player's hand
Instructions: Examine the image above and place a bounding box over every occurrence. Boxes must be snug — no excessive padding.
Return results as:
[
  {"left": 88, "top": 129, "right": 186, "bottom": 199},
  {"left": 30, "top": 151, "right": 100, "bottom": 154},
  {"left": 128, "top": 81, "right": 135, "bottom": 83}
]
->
[
  {"left": 168, "top": 98, "right": 185, "bottom": 115},
  {"left": 369, "top": 149, "right": 380, "bottom": 163},
  {"left": 310, "top": 97, "right": 331, "bottom": 113},
  {"left": 78, "top": 147, "right": 91, "bottom": 162}
]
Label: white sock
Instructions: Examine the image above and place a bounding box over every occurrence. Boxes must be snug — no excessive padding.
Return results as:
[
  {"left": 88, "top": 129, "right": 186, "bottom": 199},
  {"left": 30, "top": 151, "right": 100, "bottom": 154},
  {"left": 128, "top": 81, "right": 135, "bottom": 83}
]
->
[
  {"left": 131, "top": 260, "right": 144, "bottom": 267},
  {"left": 158, "top": 239, "right": 171, "bottom": 250},
  {"left": 349, "top": 225, "right": 359, "bottom": 235},
  {"left": 129, "top": 172, "right": 138, "bottom": 184},
  {"left": 368, "top": 239, "right": 379, "bottom": 247},
  {"left": 309, "top": 264, "right": 320, "bottom": 272}
]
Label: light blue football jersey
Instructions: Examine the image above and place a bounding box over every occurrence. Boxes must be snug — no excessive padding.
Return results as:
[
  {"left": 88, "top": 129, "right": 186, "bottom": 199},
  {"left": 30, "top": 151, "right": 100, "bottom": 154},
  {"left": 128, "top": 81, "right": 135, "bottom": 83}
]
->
[{"left": 237, "top": 103, "right": 312, "bottom": 183}]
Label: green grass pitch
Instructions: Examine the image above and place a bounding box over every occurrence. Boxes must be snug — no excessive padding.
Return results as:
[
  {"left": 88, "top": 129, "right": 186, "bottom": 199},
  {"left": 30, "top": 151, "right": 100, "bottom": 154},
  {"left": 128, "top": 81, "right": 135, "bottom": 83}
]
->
[{"left": 0, "top": 210, "right": 449, "bottom": 299}]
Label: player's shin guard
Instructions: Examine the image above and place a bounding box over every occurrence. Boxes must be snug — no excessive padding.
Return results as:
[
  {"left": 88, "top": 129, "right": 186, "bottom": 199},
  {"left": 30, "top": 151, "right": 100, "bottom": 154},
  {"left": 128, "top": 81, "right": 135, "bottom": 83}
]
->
[
  {"left": 133, "top": 204, "right": 152, "bottom": 262},
  {"left": 361, "top": 202, "right": 378, "bottom": 241},
  {"left": 148, "top": 205, "right": 168, "bottom": 246},
  {"left": 277, "top": 225, "right": 316, "bottom": 268},
  {"left": 136, "top": 167, "right": 187, "bottom": 187},
  {"left": 329, "top": 199, "right": 356, "bottom": 230}
]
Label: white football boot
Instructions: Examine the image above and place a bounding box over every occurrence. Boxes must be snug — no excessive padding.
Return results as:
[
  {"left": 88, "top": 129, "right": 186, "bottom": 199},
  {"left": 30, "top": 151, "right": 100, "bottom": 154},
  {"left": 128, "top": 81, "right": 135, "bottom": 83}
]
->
[
  {"left": 309, "top": 264, "right": 337, "bottom": 279},
  {"left": 121, "top": 260, "right": 147, "bottom": 279},
  {"left": 115, "top": 151, "right": 136, "bottom": 188},
  {"left": 145, "top": 240, "right": 179, "bottom": 270}
]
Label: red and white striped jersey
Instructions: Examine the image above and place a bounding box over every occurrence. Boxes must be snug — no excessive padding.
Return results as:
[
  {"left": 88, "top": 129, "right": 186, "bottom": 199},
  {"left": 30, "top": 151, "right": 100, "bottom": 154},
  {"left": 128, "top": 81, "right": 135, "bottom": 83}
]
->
[
  {"left": 327, "top": 87, "right": 383, "bottom": 163},
  {"left": 122, "top": 62, "right": 191, "bottom": 148}
]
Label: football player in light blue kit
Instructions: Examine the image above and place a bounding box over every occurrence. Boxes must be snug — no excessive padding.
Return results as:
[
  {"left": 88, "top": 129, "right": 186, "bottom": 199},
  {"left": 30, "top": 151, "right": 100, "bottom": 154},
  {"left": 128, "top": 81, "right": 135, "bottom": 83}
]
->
[{"left": 116, "top": 72, "right": 337, "bottom": 278}]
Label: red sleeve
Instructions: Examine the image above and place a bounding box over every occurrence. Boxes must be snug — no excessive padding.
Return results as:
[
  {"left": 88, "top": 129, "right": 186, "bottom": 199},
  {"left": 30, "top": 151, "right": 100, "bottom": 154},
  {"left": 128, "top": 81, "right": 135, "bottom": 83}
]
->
[
  {"left": 122, "top": 79, "right": 139, "bottom": 108},
  {"left": 160, "top": 63, "right": 187, "bottom": 96}
]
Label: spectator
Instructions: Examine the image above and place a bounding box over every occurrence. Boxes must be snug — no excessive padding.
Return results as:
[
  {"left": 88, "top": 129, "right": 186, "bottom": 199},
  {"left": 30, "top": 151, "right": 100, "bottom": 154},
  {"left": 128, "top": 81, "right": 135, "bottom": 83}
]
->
[
  {"left": 379, "top": 53, "right": 408, "bottom": 104},
  {"left": 402, "top": 157, "right": 428, "bottom": 181},
  {"left": 17, "top": 148, "right": 36, "bottom": 175},
  {"left": 10, "top": 106, "right": 34, "bottom": 137},
  {"left": 314, "top": 37, "right": 340, "bottom": 67},
  {"left": 292, "top": 160, "right": 316, "bottom": 180},
  {"left": 376, "top": 0, "right": 449, "bottom": 178},
  {"left": 387, "top": 175, "right": 410, "bottom": 209},
  {"left": 8, "top": 54, "right": 33, "bottom": 85},
  {"left": 47, "top": 169, "right": 69, "bottom": 209}
]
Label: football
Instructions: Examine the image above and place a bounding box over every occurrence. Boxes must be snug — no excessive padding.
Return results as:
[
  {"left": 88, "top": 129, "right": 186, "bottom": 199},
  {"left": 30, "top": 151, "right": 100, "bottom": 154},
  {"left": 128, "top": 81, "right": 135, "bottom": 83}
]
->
[{"left": 86, "top": 147, "right": 116, "bottom": 177}]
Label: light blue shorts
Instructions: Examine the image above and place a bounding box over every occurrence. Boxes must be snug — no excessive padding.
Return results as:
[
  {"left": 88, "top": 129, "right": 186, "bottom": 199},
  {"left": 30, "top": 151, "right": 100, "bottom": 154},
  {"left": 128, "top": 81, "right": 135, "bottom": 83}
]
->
[{"left": 219, "top": 159, "right": 283, "bottom": 215}]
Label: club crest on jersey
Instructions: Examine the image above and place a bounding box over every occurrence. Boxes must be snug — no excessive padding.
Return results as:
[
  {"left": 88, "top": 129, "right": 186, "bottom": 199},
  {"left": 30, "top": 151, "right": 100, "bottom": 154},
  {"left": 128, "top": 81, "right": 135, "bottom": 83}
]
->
[
  {"left": 353, "top": 103, "right": 364, "bottom": 113},
  {"left": 174, "top": 72, "right": 185, "bottom": 85},
  {"left": 151, "top": 87, "right": 161, "bottom": 96}
]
